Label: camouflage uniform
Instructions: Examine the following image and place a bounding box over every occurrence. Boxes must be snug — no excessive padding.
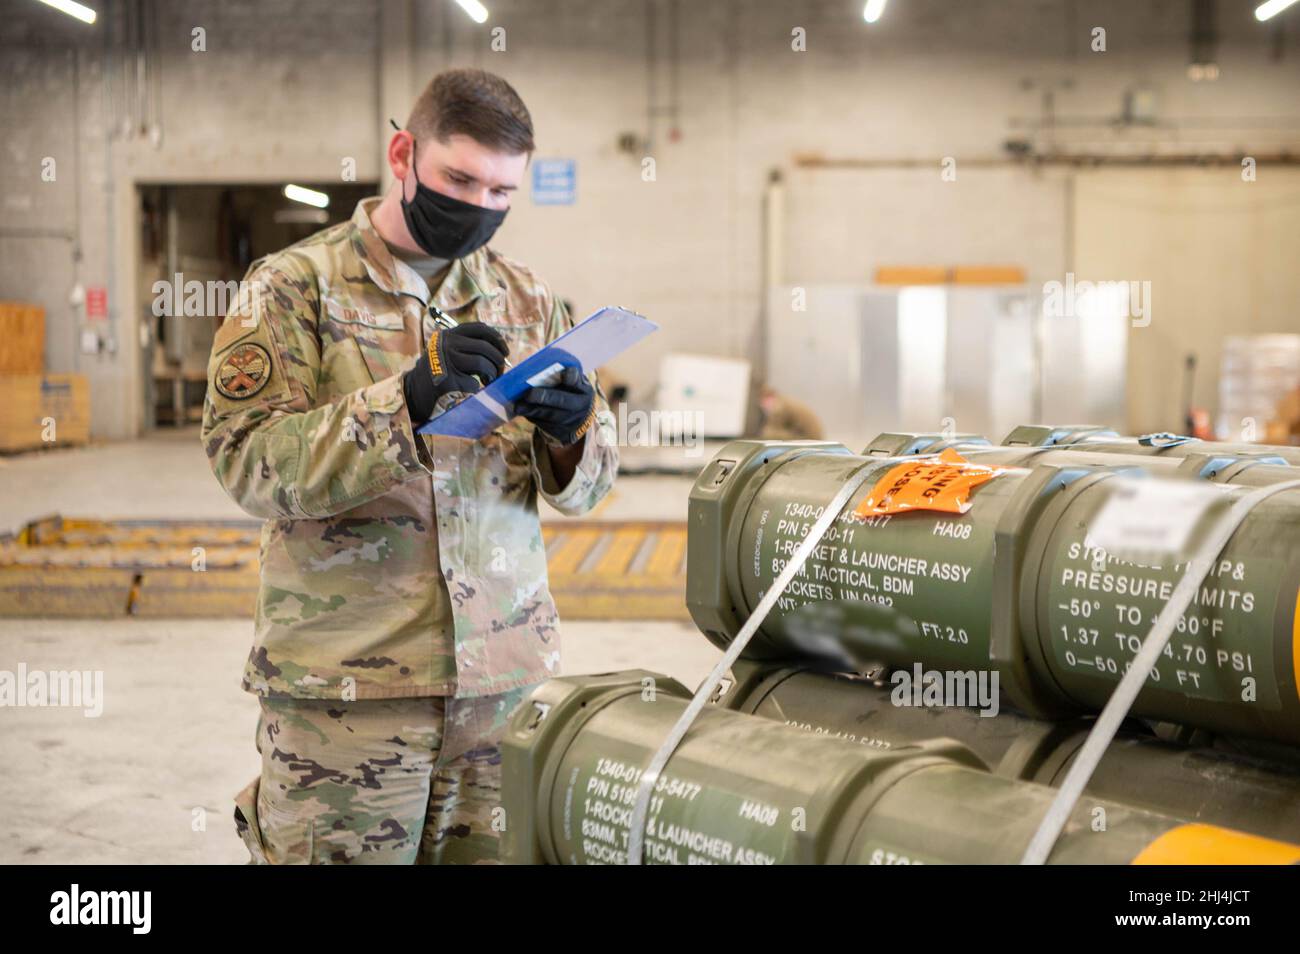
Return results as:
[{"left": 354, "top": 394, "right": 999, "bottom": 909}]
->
[
  {"left": 202, "top": 198, "right": 618, "bottom": 863},
  {"left": 235, "top": 688, "right": 530, "bottom": 864},
  {"left": 759, "top": 390, "right": 825, "bottom": 441}
]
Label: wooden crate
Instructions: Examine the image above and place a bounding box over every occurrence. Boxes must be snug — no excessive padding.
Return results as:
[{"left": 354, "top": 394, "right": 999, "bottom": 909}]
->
[
  {"left": 0, "top": 303, "right": 45, "bottom": 374},
  {"left": 0, "top": 374, "right": 90, "bottom": 452}
]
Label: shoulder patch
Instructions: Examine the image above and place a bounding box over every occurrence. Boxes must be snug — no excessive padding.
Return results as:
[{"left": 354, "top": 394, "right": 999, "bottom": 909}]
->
[{"left": 215, "top": 342, "right": 274, "bottom": 400}]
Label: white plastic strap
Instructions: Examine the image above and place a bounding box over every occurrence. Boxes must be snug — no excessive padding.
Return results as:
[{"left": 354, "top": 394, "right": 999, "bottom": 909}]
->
[
  {"left": 625, "top": 460, "right": 883, "bottom": 864},
  {"left": 1019, "top": 477, "right": 1300, "bottom": 864}
]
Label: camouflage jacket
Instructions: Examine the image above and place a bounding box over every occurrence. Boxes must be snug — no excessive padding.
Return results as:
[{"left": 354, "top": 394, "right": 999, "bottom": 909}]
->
[{"left": 201, "top": 198, "right": 618, "bottom": 699}]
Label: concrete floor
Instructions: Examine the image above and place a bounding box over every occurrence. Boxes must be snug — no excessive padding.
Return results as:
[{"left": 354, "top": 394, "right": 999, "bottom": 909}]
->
[
  {"left": 0, "top": 432, "right": 721, "bottom": 864},
  {"left": 0, "top": 426, "right": 701, "bottom": 528}
]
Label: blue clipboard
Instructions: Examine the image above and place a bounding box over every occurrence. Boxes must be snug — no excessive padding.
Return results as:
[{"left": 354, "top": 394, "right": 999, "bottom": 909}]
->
[{"left": 418, "top": 306, "right": 658, "bottom": 439}]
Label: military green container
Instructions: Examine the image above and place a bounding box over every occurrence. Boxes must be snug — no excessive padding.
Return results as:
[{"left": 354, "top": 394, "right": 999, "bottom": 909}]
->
[
  {"left": 865, "top": 425, "right": 1299, "bottom": 481},
  {"left": 870, "top": 422, "right": 1300, "bottom": 465},
  {"left": 500, "top": 671, "right": 1300, "bottom": 865},
  {"left": 864, "top": 425, "right": 1113, "bottom": 458},
  {"left": 714, "top": 659, "right": 1300, "bottom": 843},
  {"left": 1001, "top": 424, "right": 1300, "bottom": 468},
  {"left": 687, "top": 439, "right": 1300, "bottom": 743}
]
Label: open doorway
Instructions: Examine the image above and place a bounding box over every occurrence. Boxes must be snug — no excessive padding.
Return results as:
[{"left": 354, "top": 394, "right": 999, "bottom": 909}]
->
[{"left": 136, "top": 181, "right": 378, "bottom": 428}]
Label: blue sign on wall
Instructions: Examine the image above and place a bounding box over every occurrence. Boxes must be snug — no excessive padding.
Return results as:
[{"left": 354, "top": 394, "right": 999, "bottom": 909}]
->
[{"left": 532, "top": 158, "right": 576, "bottom": 205}]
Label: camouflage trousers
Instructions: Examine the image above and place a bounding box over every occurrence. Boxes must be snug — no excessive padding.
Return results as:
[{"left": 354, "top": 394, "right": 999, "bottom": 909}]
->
[{"left": 233, "top": 687, "right": 533, "bottom": 865}]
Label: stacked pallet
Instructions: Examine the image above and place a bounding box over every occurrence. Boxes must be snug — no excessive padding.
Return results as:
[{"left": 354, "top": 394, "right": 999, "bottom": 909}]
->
[
  {"left": 0, "top": 302, "right": 90, "bottom": 452},
  {"left": 1217, "top": 335, "right": 1300, "bottom": 444}
]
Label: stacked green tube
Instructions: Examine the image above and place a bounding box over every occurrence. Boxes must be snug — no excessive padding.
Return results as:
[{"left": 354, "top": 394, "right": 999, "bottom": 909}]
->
[
  {"left": 500, "top": 671, "right": 1300, "bottom": 865},
  {"left": 686, "top": 435, "right": 1300, "bottom": 743}
]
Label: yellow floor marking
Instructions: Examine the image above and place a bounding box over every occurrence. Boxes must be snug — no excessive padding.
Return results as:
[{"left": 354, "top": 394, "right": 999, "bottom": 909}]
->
[
  {"left": 644, "top": 531, "right": 687, "bottom": 577},
  {"left": 593, "top": 529, "right": 647, "bottom": 578}
]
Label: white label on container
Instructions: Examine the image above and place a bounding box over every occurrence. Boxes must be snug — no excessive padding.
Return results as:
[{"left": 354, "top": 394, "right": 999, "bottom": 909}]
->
[{"left": 1084, "top": 477, "right": 1225, "bottom": 559}]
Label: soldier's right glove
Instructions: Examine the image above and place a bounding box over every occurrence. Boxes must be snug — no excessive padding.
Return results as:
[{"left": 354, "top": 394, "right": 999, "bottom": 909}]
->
[{"left": 402, "top": 322, "right": 509, "bottom": 426}]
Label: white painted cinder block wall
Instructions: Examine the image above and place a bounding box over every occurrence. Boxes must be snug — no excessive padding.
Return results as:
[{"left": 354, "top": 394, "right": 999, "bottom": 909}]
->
[{"left": 2, "top": 0, "right": 1298, "bottom": 439}]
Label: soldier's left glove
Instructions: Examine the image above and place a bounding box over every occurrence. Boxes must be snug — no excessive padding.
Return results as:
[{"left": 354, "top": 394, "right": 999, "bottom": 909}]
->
[{"left": 514, "top": 365, "right": 597, "bottom": 447}]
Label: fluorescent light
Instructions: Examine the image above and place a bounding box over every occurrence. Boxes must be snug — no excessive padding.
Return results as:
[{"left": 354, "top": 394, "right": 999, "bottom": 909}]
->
[
  {"left": 37, "top": 0, "right": 97, "bottom": 24},
  {"left": 283, "top": 184, "right": 329, "bottom": 209},
  {"left": 453, "top": 0, "right": 489, "bottom": 24},
  {"left": 863, "top": 0, "right": 887, "bottom": 23},
  {"left": 1256, "top": 0, "right": 1299, "bottom": 20}
]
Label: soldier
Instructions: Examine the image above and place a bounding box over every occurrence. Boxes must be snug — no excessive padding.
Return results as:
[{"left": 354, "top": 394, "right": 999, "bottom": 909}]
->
[
  {"left": 758, "top": 385, "right": 825, "bottom": 441},
  {"left": 201, "top": 68, "right": 617, "bottom": 864}
]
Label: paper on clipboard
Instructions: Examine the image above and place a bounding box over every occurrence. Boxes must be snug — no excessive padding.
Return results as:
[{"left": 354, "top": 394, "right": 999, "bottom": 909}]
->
[{"left": 418, "top": 306, "right": 658, "bottom": 439}]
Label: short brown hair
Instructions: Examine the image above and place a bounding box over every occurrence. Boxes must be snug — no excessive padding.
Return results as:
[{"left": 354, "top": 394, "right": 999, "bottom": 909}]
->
[{"left": 406, "top": 68, "right": 534, "bottom": 154}]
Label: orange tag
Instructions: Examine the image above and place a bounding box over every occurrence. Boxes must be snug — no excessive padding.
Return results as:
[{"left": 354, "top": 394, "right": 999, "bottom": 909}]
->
[{"left": 855, "top": 448, "right": 1006, "bottom": 518}]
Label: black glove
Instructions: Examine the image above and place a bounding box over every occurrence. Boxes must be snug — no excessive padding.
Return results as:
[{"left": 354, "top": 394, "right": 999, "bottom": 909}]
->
[
  {"left": 402, "top": 322, "right": 509, "bottom": 426},
  {"left": 515, "top": 365, "right": 597, "bottom": 447}
]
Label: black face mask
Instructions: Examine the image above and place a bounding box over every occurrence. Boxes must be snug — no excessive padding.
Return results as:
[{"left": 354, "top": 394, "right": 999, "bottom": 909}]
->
[{"left": 400, "top": 138, "right": 508, "bottom": 259}]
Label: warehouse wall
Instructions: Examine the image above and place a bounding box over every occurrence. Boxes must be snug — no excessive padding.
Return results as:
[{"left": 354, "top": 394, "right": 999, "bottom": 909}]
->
[
  {"left": 2, "top": 0, "right": 1298, "bottom": 439},
  {"left": 1, "top": 0, "right": 383, "bottom": 438},
  {"left": 1075, "top": 168, "right": 1300, "bottom": 435}
]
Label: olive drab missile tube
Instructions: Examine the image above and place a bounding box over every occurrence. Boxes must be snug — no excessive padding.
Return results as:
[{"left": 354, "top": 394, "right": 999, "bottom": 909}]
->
[
  {"left": 500, "top": 671, "right": 1300, "bottom": 864},
  {"left": 500, "top": 426, "right": 1300, "bottom": 864},
  {"left": 713, "top": 659, "right": 1300, "bottom": 844},
  {"left": 686, "top": 430, "right": 1300, "bottom": 744}
]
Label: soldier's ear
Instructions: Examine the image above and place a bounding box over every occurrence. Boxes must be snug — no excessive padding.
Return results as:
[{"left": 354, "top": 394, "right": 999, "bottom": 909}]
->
[{"left": 387, "top": 129, "right": 417, "bottom": 186}]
